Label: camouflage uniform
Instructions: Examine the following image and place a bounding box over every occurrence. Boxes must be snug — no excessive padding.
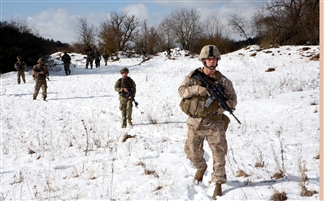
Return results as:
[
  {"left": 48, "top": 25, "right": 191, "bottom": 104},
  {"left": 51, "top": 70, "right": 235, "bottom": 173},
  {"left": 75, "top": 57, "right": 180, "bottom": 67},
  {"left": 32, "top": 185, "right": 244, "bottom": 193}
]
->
[
  {"left": 178, "top": 45, "right": 237, "bottom": 197},
  {"left": 61, "top": 51, "right": 71, "bottom": 75},
  {"left": 85, "top": 46, "right": 94, "bottom": 69},
  {"left": 32, "top": 58, "right": 49, "bottom": 101},
  {"left": 14, "top": 56, "right": 27, "bottom": 84},
  {"left": 102, "top": 51, "right": 109, "bottom": 66},
  {"left": 94, "top": 50, "right": 101, "bottom": 68},
  {"left": 114, "top": 68, "right": 136, "bottom": 128}
]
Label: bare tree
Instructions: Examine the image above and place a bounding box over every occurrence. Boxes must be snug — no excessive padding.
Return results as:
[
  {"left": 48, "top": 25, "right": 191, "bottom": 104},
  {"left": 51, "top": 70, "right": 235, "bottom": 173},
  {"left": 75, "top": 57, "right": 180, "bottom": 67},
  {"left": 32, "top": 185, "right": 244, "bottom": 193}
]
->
[
  {"left": 133, "top": 20, "right": 160, "bottom": 54},
  {"left": 161, "top": 8, "right": 202, "bottom": 52},
  {"left": 99, "top": 11, "right": 140, "bottom": 53},
  {"left": 75, "top": 17, "right": 97, "bottom": 47},
  {"left": 202, "top": 13, "right": 226, "bottom": 39},
  {"left": 228, "top": 13, "right": 253, "bottom": 44},
  {"left": 254, "top": 0, "right": 319, "bottom": 45}
]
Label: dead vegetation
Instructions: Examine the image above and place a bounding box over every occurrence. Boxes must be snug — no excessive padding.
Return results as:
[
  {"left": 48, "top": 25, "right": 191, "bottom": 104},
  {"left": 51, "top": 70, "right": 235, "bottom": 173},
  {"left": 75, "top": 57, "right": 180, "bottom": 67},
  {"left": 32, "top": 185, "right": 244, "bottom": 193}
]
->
[
  {"left": 270, "top": 191, "right": 287, "bottom": 201},
  {"left": 122, "top": 133, "right": 136, "bottom": 143}
]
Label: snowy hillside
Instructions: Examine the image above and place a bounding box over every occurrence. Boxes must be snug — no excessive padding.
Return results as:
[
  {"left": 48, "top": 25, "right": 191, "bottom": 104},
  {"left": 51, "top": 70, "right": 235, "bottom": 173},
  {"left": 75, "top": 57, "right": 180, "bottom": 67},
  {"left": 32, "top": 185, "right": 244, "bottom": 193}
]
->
[{"left": 1, "top": 45, "right": 320, "bottom": 200}]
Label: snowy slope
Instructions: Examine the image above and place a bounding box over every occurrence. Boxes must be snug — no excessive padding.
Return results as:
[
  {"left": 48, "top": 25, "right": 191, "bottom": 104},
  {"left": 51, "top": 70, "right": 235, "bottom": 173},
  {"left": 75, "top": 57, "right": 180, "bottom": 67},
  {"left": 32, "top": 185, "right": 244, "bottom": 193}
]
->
[{"left": 0, "top": 45, "right": 320, "bottom": 200}]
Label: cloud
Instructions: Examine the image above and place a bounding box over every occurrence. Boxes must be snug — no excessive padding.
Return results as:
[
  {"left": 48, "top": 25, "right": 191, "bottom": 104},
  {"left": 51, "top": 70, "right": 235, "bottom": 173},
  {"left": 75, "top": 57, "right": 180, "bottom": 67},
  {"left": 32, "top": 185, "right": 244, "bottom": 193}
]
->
[
  {"left": 123, "top": 3, "right": 150, "bottom": 22},
  {"left": 26, "top": 8, "right": 79, "bottom": 43}
]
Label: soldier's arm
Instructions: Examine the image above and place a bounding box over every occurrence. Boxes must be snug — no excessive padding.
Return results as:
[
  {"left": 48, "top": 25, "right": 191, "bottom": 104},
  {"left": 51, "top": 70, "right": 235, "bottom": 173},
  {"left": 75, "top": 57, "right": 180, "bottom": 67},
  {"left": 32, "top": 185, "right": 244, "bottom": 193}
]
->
[
  {"left": 220, "top": 76, "right": 237, "bottom": 109},
  {"left": 114, "top": 79, "right": 123, "bottom": 92},
  {"left": 178, "top": 73, "right": 205, "bottom": 99},
  {"left": 131, "top": 79, "right": 136, "bottom": 96}
]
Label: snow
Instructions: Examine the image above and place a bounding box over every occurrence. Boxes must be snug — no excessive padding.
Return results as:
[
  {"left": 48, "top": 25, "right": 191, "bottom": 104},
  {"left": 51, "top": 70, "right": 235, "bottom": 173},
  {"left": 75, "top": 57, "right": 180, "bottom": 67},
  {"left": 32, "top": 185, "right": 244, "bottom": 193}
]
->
[{"left": 1, "top": 45, "right": 320, "bottom": 200}]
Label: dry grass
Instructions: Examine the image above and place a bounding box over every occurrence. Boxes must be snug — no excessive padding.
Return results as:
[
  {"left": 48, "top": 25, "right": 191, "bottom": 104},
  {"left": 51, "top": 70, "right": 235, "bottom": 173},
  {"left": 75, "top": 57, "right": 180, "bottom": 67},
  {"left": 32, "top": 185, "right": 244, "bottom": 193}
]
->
[
  {"left": 236, "top": 169, "right": 250, "bottom": 177},
  {"left": 144, "top": 169, "right": 159, "bottom": 178},
  {"left": 300, "top": 185, "right": 318, "bottom": 197},
  {"left": 270, "top": 191, "right": 287, "bottom": 201},
  {"left": 271, "top": 170, "right": 285, "bottom": 179},
  {"left": 122, "top": 134, "right": 136, "bottom": 143},
  {"left": 254, "top": 162, "right": 264, "bottom": 168}
]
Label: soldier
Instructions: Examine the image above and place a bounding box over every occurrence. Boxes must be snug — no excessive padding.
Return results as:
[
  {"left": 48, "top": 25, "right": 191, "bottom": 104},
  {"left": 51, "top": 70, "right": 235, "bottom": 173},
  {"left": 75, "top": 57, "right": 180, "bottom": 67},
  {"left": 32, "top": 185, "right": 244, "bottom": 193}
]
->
[
  {"left": 94, "top": 49, "right": 101, "bottom": 68},
  {"left": 102, "top": 50, "right": 109, "bottom": 66},
  {"left": 114, "top": 67, "right": 136, "bottom": 128},
  {"left": 178, "top": 45, "right": 237, "bottom": 199},
  {"left": 61, "top": 50, "right": 71, "bottom": 75},
  {"left": 14, "top": 56, "right": 27, "bottom": 84},
  {"left": 166, "top": 47, "right": 172, "bottom": 59},
  {"left": 32, "top": 58, "right": 49, "bottom": 101},
  {"left": 85, "top": 45, "right": 94, "bottom": 69}
]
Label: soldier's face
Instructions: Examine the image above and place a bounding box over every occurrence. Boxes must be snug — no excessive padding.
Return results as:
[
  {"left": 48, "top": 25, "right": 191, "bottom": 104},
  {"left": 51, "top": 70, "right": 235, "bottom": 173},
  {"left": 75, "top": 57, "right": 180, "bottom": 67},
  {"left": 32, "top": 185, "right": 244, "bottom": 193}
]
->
[
  {"left": 206, "top": 57, "right": 217, "bottom": 67},
  {"left": 121, "top": 72, "right": 128, "bottom": 78}
]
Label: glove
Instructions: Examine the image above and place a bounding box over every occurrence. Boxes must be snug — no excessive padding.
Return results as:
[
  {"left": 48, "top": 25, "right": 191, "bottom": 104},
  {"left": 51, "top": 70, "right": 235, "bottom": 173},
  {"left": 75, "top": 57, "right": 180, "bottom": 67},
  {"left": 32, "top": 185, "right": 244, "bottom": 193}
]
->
[
  {"left": 226, "top": 100, "right": 235, "bottom": 109},
  {"left": 198, "top": 86, "right": 207, "bottom": 96}
]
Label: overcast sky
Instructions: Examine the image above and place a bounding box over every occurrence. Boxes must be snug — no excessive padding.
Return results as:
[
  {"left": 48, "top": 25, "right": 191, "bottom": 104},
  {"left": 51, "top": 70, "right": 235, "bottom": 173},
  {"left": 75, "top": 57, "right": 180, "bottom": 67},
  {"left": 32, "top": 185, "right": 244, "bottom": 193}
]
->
[{"left": 1, "top": 0, "right": 266, "bottom": 44}]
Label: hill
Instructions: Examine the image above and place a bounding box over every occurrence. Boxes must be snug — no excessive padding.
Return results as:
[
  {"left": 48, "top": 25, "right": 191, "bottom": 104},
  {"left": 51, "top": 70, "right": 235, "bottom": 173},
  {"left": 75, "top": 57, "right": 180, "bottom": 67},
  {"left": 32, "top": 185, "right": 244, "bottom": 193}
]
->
[{"left": 1, "top": 45, "right": 320, "bottom": 200}]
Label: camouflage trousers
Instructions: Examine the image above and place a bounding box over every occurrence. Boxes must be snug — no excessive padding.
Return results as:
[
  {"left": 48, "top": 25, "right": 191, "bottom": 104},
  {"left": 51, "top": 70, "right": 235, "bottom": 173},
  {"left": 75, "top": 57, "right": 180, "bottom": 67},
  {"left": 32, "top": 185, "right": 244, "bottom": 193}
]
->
[
  {"left": 64, "top": 63, "right": 71, "bottom": 75},
  {"left": 17, "top": 71, "right": 26, "bottom": 84},
  {"left": 86, "top": 56, "right": 93, "bottom": 68},
  {"left": 95, "top": 59, "right": 100, "bottom": 67},
  {"left": 184, "top": 117, "right": 228, "bottom": 184},
  {"left": 119, "top": 97, "right": 133, "bottom": 125},
  {"left": 33, "top": 79, "right": 47, "bottom": 100}
]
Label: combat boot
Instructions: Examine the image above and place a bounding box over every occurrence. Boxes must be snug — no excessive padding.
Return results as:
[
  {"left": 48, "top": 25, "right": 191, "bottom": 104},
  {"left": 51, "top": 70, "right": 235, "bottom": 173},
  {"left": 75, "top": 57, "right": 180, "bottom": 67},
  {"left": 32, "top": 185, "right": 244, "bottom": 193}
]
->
[
  {"left": 128, "top": 120, "right": 133, "bottom": 126},
  {"left": 121, "top": 124, "right": 126, "bottom": 128},
  {"left": 212, "top": 183, "right": 222, "bottom": 199},
  {"left": 194, "top": 165, "right": 207, "bottom": 184}
]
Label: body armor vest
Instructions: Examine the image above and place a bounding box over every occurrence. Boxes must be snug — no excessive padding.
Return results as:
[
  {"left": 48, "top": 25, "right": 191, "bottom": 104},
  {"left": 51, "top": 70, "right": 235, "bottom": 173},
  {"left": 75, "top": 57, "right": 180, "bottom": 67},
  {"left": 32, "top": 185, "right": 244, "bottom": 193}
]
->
[{"left": 180, "top": 68, "right": 222, "bottom": 120}]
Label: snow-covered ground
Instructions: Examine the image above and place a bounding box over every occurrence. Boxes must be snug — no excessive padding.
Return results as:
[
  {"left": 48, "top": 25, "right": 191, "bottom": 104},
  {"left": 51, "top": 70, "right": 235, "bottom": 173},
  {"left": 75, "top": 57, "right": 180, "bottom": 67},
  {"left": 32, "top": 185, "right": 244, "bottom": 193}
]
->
[{"left": 1, "top": 45, "right": 320, "bottom": 200}]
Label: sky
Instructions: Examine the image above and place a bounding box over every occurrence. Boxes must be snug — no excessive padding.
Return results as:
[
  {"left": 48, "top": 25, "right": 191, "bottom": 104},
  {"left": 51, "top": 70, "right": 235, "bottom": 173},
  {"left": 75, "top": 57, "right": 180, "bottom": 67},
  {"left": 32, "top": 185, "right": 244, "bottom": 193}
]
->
[
  {"left": 1, "top": 45, "right": 320, "bottom": 200},
  {"left": 1, "top": 0, "right": 266, "bottom": 43}
]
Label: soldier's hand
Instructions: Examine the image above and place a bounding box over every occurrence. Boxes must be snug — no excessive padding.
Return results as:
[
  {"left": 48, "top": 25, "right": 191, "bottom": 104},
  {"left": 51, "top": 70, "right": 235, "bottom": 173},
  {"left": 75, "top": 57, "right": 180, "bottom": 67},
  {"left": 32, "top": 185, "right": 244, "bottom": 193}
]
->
[
  {"left": 226, "top": 100, "right": 235, "bottom": 109},
  {"left": 123, "top": 88, "right": 129, "bottom": 93},
  {"left": 198, "top": 86, "right": 210, "bottom": 96}
]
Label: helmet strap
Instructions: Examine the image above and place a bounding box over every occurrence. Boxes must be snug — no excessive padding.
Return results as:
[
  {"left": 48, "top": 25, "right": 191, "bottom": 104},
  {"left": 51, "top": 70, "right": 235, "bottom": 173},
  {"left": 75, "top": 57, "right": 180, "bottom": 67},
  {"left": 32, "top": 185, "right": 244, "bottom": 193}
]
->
[{"left": 203, "top": 61, "right": 217, "bottom": 70}]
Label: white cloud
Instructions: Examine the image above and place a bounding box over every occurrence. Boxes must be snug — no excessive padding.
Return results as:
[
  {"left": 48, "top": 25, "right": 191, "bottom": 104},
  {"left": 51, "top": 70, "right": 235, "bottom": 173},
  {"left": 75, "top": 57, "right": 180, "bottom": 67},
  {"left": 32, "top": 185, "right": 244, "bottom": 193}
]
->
[
  {"left": 123, "top": 3, "right": 149, "bottom": 22},
  {"left": 26, "top": 8, "right": 79, "bottom": 43}
]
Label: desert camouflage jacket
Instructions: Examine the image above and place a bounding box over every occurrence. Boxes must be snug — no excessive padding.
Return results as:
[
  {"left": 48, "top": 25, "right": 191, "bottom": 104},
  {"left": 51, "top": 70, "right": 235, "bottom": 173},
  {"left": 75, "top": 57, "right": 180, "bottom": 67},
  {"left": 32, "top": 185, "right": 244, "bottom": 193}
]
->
[
  {"left": 178, "top": 67, "right": 237, "bottom": 119},
  {"left": 32, "top": 64, "right": 49, "bottom": 81}
]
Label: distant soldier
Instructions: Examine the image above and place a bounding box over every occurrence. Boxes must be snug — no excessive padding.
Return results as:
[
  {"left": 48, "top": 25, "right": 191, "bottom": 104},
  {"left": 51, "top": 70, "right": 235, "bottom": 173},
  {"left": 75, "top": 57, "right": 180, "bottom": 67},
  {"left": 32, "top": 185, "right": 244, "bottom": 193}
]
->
[
  {"left": 166, "top": 47, "right": 172, "bottom": 59},
  {"left": 85, "top": 46, "right": 94, "bottom": 69},
  {"left": 61, "top": 50, "right": 71, "bottom": 75},
  {"left": 114, "top": 67, "right": 137, "bottom": 128},
  {"left": 141, "top": 49, "right": 146, "bottom": 60},
  {"left": 94, "top": 49, "right": 101, "bottom": 68},
  {"left": 102, "top": 50, "right": 109, "bottom": 66},
  {"left": 32, "top": 58, "right": 49, "bottom": 101},
  {"left": 14, "top": 56, "right": 27, "bottom": 84}
]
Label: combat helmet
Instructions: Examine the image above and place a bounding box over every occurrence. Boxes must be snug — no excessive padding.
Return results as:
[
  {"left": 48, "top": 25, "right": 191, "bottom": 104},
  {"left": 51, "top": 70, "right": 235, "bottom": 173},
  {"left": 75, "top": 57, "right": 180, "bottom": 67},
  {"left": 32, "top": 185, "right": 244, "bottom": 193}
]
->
[
  {"left": 198, "top": 45, "right": 221, "bottom": 61},
  {"left": 120, "top": 67, "right": 129, "bottom": 74},
  {"left": 38, "top": 58, "right": 44, "bottom": 63}
]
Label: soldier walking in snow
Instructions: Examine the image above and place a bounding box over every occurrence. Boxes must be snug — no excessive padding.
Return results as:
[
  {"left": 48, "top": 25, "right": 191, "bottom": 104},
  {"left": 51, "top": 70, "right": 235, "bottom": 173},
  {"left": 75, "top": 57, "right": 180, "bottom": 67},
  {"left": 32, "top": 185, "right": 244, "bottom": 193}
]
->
[
  {"left": 94, "top": 49, "right": 101, "bottom": 68},
  {"left": 85, "top": 45, "right": 94, "bottom": 69},
  {"left": 178, "top": 45, "right": 238, "bottom": 199},
  {"left": 61, "top": 50, "right": 71, "bottom": 75},
  {"left": 102, "top": 50, "right": 109, "bottom": 66},
  {"left": 114, "top": 67, "right": 137, "bottom": 128},
  {"left": 32, "top": 58, "right": 49, "bottom": 101},
  {"left": 14, "top": 56, "right": 27, "bottom": 84}
]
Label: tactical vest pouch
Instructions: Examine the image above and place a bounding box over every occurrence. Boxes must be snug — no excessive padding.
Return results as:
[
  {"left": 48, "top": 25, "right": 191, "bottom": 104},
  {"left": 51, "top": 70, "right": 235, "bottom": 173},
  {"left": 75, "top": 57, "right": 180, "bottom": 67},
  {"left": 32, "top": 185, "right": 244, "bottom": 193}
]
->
[
  {"left": 180, "top": 98, "right": 191, "bottom": 115},
  {"left": 180, "top": 96, "right": 206, "bottom": 116}
]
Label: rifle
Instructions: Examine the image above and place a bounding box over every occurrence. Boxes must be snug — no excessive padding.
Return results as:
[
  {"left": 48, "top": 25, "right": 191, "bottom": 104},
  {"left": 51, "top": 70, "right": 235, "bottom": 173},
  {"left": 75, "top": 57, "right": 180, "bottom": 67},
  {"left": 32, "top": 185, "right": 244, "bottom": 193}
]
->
[
  {"left": 190, "top": 69, "right": 241, "bottom": 124},
  {"left": 126, "top": 87, "right": 138, "bottom": 108}
]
